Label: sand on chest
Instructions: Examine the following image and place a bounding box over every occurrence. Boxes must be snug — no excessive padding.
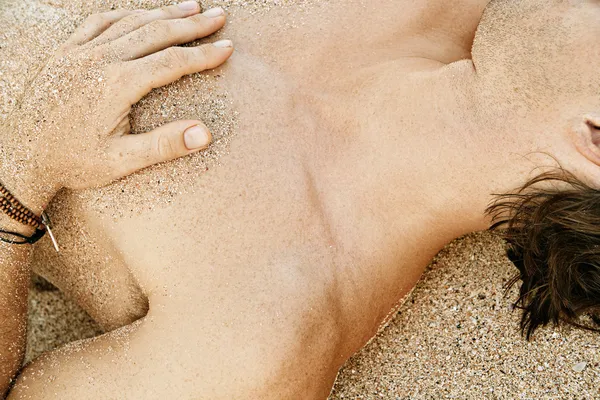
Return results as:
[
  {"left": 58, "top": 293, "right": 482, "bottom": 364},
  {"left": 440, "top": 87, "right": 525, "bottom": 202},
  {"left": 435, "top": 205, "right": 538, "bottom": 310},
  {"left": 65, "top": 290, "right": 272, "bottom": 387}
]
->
[{"left": 0, "top": 0, "right": 318, "bottom": 223}]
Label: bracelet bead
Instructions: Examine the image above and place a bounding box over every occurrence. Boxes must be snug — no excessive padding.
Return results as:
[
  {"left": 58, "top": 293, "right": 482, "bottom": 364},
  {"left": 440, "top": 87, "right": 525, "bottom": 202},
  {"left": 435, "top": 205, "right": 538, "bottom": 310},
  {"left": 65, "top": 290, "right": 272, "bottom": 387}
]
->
[{"left": 0, "top": 180, "right": 43, "bottom": 229}]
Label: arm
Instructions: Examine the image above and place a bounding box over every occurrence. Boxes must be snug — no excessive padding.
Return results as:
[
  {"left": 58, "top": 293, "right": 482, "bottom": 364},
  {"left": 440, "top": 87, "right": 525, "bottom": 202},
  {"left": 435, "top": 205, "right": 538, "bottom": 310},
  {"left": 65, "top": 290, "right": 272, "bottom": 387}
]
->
[
  {"left": 0, "top": 230, "right": 30, "bottom": 394},
  {"left": 0, "top": 2, "right": 233, "bottom": 395}
]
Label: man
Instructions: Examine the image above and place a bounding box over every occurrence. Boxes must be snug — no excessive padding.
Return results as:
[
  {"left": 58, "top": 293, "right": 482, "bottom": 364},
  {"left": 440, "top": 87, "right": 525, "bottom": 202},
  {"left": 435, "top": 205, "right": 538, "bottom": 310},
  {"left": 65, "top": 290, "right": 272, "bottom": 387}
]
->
[{"left": 6, "top": 0, "right": 600, "bottom": 398}]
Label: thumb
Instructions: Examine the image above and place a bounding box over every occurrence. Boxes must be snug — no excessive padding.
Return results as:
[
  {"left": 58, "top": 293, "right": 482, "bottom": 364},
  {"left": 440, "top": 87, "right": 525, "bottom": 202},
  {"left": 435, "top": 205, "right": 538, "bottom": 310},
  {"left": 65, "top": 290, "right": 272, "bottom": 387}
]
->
[{"left": 109, "top": 120, "right": 212, "bottom": 177}]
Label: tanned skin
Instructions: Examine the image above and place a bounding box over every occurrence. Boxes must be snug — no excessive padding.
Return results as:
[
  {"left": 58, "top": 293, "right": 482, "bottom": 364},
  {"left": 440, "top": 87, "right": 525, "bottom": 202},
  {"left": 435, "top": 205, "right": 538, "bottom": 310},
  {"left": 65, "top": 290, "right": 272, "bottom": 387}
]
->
[
  {"left": 11, "top": 0, "right": 600, "bottom": 398},
  {"left": 0, "top": 2, "right": 233, "bottom": 396}
]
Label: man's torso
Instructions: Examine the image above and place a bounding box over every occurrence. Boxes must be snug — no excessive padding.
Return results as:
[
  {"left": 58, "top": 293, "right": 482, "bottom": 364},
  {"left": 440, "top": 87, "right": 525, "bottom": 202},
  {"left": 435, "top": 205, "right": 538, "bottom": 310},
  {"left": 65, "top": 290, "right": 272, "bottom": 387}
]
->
[{"left": 24, "top": 0, "right": 491, "bottom": 396}]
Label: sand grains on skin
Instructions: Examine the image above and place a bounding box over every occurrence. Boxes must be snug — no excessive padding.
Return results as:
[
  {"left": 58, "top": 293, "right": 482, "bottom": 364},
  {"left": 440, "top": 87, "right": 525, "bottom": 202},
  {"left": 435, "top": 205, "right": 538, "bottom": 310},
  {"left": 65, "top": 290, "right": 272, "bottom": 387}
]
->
[{"left": 1, "top": 0, "right": 599, "bottom": 398}]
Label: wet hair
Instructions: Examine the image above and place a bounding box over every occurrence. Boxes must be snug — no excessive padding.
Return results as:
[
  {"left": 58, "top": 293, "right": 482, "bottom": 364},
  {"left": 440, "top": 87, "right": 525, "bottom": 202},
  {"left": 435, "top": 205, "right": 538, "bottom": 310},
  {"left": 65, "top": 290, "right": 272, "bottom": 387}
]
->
[{"left": 487, "top": 169, "right": 600, "bottom": 340}]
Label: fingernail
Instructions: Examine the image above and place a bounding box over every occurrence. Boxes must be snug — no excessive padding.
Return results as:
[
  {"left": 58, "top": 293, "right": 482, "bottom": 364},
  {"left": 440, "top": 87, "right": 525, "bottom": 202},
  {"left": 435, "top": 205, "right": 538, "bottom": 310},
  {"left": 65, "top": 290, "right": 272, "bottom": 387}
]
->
[
  {"left": 178, "top": 1, "right": 199, "bottom": 11},
  {"left": 184, "top": 125, "right": 210, "bottom": 149},
  {"left": 202, "top": 7, "right": 224, "bottom": 18},
  {"left": 213, "top": 39, "right": 233, "bottom": 48}
]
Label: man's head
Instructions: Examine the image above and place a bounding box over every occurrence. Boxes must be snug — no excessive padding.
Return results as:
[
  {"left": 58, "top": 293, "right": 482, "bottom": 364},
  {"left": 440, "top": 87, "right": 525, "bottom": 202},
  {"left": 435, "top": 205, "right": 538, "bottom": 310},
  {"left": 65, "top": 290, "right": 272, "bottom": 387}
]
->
[{"left": 474, "top": 0, "right": 600, "bottom": 339}]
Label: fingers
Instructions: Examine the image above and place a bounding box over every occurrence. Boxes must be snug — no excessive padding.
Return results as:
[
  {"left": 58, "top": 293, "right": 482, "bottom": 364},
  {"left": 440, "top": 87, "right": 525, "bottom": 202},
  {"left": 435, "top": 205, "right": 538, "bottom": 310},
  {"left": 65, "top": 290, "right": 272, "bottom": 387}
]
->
[
  {"left": 107, "top": 120, "right": 212, "bottom": 176},
  {"left": 107, "top": 9, "right": 226, "bottom": 61},
  {"left": 64, "top": 9, "right": 142, "bottom": 47},
  {"left": 121, "top": 41, "right": 234, "bottom": 104},
  {"left": 89, "top": 1, "right": 202, "bottom": 47}
]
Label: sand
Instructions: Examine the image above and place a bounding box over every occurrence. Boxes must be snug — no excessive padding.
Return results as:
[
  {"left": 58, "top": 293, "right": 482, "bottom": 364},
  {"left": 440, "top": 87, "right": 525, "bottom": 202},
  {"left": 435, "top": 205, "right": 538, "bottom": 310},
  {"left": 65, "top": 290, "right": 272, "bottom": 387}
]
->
[
  {"left": 1, "top": 0, "right": 599, "bottom": 398},
  {"left": 26, "top": 276, "right": 103, "bottom": 364},
  {"left": 329, "top": 232, "right": 600, "bottom": 399}
]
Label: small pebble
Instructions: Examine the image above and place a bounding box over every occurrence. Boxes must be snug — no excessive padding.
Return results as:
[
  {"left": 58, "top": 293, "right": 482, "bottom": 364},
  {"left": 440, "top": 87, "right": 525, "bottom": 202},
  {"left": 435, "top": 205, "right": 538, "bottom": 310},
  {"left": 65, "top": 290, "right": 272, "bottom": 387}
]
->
[{"left": 572, "top": 362, "right": 587, "bottom": 373}]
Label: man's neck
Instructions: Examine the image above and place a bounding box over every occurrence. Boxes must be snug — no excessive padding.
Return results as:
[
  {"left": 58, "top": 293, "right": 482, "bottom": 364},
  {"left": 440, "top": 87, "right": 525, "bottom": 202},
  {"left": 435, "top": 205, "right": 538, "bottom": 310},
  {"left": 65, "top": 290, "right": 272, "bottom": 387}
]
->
[
  {"left": 309, "top": 57, "right": 567, "bottom": 267},
  {"left": 420, "top": 60, "right": 565, "bottom": 238},
  {"left": 304, "top": 57, "right": 566, "bottom": 339}
]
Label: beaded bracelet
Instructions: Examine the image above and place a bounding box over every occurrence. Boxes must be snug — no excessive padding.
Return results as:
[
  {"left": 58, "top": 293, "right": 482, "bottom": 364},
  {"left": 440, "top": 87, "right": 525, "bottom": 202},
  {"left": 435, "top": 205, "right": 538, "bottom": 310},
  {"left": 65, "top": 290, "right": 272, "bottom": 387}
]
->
[{"left": 0, "top": 180, "right": 59, "bottom": 251}]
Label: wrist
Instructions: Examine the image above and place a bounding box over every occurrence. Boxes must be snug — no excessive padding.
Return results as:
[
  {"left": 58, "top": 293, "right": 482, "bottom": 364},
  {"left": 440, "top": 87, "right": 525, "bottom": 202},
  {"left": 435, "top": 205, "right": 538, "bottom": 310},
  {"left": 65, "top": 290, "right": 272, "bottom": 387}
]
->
[
  {"left": 0, "top": 170, "right": 55, "bottom": 239},
  {"left": 0, "top": 213, "right": 36, "bottom": 237},
  {"left": 0, "top": 170, "right": 56, "bottom": 215},
  {"left": 0, "top": 159, "right": 57, "bottom": 219},
  {"left": 0, "top": 169, "right": 56, "bottom": 240},
  {"left": 0, "top": 174, "right": 53, "bottom": 238}
]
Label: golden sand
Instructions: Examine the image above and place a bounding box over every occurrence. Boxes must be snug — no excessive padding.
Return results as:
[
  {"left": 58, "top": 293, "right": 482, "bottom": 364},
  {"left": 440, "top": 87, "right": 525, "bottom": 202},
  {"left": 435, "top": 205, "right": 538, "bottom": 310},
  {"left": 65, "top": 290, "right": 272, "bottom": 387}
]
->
[{"left": 1, "top": 0, "right": 598, "bottom": 398}]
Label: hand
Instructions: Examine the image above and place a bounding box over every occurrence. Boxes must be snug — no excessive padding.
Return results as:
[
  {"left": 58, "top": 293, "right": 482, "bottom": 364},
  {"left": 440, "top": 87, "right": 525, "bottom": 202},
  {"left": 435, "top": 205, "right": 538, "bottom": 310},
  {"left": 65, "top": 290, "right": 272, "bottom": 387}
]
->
[{"left": 0, "top": 1, "right": 233, "bottom": 214}]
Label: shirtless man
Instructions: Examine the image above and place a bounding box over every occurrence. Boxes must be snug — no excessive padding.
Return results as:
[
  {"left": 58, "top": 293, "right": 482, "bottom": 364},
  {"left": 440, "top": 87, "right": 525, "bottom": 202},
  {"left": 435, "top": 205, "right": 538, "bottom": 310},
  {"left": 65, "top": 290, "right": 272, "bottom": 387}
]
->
[{"left": 4, "top": 0, "right": 600, "bottom": 398}]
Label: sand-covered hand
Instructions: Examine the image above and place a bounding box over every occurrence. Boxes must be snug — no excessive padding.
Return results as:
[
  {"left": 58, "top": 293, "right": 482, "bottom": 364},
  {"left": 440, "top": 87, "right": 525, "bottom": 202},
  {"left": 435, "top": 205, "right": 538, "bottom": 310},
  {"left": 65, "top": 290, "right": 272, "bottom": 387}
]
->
[{"left": 0, "top": 1, "right": 233, "bottom": 212}]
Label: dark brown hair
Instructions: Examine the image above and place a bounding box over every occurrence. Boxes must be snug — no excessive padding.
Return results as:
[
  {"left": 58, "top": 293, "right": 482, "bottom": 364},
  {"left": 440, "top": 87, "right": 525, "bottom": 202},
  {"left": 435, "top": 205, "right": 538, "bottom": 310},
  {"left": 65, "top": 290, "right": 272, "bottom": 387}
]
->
[{"left": 487, "top": 169, "right": 600, "bottom": 340}]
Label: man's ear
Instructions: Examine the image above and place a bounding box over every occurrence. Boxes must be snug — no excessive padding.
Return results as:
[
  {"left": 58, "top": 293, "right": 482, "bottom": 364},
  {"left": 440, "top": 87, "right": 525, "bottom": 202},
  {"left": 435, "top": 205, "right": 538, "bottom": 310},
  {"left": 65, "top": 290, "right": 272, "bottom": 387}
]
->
[{"left": 571, "top": 113, "right": 600, "bottom": 166}]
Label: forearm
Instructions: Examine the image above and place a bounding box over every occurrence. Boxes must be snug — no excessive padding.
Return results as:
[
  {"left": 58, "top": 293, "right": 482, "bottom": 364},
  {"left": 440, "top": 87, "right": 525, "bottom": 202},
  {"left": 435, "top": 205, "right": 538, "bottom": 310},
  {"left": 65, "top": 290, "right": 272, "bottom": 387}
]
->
[
  {"left": 0, "top": 218, "right": 32, "bottom": 397},
  {"left": 0, "top": 168, "right": 49, "bottom": 397}
]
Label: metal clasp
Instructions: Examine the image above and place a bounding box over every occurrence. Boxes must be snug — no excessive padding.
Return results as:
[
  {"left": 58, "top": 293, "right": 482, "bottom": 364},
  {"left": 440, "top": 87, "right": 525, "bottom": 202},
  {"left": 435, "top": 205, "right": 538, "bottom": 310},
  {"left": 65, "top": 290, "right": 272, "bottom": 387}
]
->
[{"left": 41, "top": 212, "right": 60, "bottom": 252}]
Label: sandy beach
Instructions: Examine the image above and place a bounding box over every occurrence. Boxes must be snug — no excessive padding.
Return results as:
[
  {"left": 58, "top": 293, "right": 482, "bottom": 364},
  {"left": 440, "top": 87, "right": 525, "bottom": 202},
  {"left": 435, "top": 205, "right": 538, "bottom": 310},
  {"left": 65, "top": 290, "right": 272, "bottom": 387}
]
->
[{"left": 1, "top": 0, "right": 598, "bottom": 398}]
